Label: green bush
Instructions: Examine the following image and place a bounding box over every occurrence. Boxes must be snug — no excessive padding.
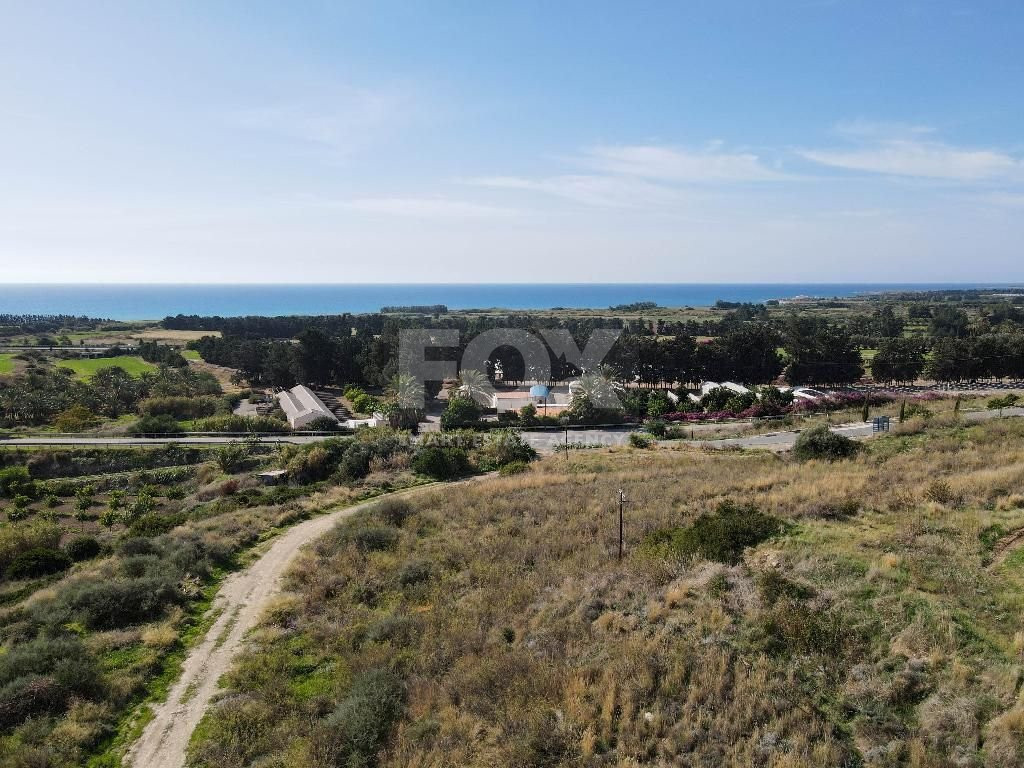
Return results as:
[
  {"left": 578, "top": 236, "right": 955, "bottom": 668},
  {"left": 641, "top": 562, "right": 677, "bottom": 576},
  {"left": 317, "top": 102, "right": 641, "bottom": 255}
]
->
[
  {"left": 129, "top": 511, "right": 187, "bottom": 537},
  {"left": 194, "top": 414, "right": 288, "bottom": 433},
  {"left": 988, "top": 393, "right": 1020, "bottom": 410},
  {"left": 353, "top": 526, "right": 400, "bottom": 553},
  {"left": 474, "top": 429, "right": 537, "bottom": 470},
  {"left": 130, "top": 414, "right": 183, "bottom": 435},
  {"left": 303, "top": 415, "right": 343, "bottom": 432},
  {"left": 0, "top": 520, "right": 61, "bottom": 576},
  {"left": 792, "top": 425, "right": 860, "bottom": 461},
  {"left": 138, "top": 395, "right": 220, "bottom": 420},
  {"left": 643, "top": 419, "right": 667, "bottom": 437},
  {"left": 337, "top": 443, "right": 373, "bottom": 481},
  {"left": 411, "top": 444, "right": 471, "bottom": 479},
  {"left": 374, "top": 498, "right": 413, "bottom": 527},
  {"left": 643, "top": 501, "right": 781, "bottom": 565},
  {"left": 7, "top": 546, "right": 72, "bottom": 579},
  {"left": 322, "top": 668, "right": 405, "bottom": 767},
  {"left": 64, "top": 535, "right": 102, "bottom": 562},
  {"left": 58, "top": 575, "right": 182, "bottom": 629},
  {"left": 398, "top": 559, "right": 431, "bottom": 586},
  {"left": 366, "top": 614, "right": 418, "bottom": 644},
  {"left": 0, "top": 635, "right": 101, "bottom": 727},
  {"left": 351, "top": 392, "right": 380, "bottom": 415},
  {"left": 498, "top": 460, "right": 530, "bottom": 476},
  {"left": 440, "top": 397, "right": 482, "bottom": 429},
  {"left": 629, "top": 432, "right": 654, "bottom": 448},
  {"left": 0, "top": 466, "right": 33, "bottom": 498}
]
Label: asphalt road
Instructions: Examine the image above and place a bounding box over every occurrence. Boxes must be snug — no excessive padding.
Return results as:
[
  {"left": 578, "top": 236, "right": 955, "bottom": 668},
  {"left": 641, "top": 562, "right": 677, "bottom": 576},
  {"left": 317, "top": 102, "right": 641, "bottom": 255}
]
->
[{"left": 4, "top": 407, "right": 1022, "bottom": 452}]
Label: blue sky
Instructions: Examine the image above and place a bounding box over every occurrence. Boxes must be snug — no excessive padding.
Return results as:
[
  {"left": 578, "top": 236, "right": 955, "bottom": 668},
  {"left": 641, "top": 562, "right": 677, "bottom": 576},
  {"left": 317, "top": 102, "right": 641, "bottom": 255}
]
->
[{"left": 2, "top": 1, "right": 1023, "bottom": 283}]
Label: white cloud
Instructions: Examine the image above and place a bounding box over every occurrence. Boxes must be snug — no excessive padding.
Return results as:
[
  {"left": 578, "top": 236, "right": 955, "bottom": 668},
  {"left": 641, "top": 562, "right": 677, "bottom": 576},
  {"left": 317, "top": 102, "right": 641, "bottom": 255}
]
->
[
  {"left": 333, "top": 197, "right": 516, "bottom": 219},
  {"left": 464, "top": 142, "right": 784, "bottom": 210},
  {"left": 578, "top": 143, "right": 787, "bottom": 182},
  {"left": 468, "top": 174, "right": 688, "bottom": 208},
  {"left": 801, "top": 139, "right": 1023, "bottom": 181},
  {"left": 231, "top": 85, "right": 406, "bottom": 155}
]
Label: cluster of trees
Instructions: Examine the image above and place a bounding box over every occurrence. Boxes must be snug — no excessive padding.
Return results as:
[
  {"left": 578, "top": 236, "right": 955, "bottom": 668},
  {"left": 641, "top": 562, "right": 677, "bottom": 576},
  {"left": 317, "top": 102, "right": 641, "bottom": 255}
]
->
[
  {"left": 0, "top": 314, "right": 110, "bottom": 336},
  {"left": 186, "top": 315, "right": 867, "bottom": 392},
  {"left": 0, "top": 366, "right": 222, "bottom": 427},
  {"left": 136, "top": 340, "right": 187, "bottom": 367},
  {"left": 172, "top": 297, "right": 1024, "bottom": 396},
  {"left": 870, "top": 333, "right": 1024, "bottom": 384}
]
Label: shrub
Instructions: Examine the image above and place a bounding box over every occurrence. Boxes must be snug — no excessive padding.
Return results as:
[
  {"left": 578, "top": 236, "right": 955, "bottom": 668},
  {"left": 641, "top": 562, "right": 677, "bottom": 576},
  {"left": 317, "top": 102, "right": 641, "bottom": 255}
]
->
[
  {"left": 54, "top": 404, "right": 98, "bottom": 432},
  {"left": 440, "top": 397, "right": 482, "bottom": 429},
  {"left": 129, "top": 511, "right": 187, "bottom": 537},
  {"left": 64, "top": 536, "right": 101, "bottom": 562},
  {"left": 792, "top": 425, "right": 860, "bottom": 461},
  {"left": 0, "top": 636, "right": 100, "bottom": 727},
  {"left": 0, "top": 521, "right": 61, "bottom": 575},
  {"left": 286, "top": 443, "right": 340, "bottom": 483},
  {"left": 353, "top": 526, "right": 400, "bottom": 553},
  {"left": 351, "top": 391, "right": 379, "bottom": 414},
  {"left": 0, "top": 675, "right": 65, "bottom": 729},
  {"left": 411, "top": 444, "right": 471, "bottom": 480},
  {"left": 194, "top": 415, "right": 288, "bottom": 433},
  {"left": 398, "top": 559, "right": 431, "bottom": 586},
  {"left": 58, "top": 575, "right": 182, "bottom": 629},
  {"left": 337, "top": 443, "right": 373, "bottom": 481},
  {"left": 366, "top": 614, "right": 418, "bottom": 644},
  {"left": 629, "top": 432, "right": 654, "bottom": 448},
  {"left": 5, "top": 504, "right": 28, "bottom": 522},
  {"left": 644, "top": 501, "right": 781, "bottom": 565},
  {"left": 499, "top": 460, "right": 530, "bottom": 476},
  {"left": 643, "top": 419, "right": 667, "bottom": 437},
  {"left": 138, "top": 395, "right": 219, "bottom": 420},
  {"left": 323, "top": 668, "right": 405, "bottom": 767},
  {"left": 303, "top": 415, "right": 343, "bottom": 432},
  {"left": 0, "top": 466, "right": 33, "bottom": 498},
  {"left": 213, "top": 444, "right": 249, "bottom": 474},
  {"left": 120, "top": 537, "right": 157, "bottom": 556},
  {"left": 130, "top": 414, "right": 183, "bottom": 435},
  {"left": 7, "top": 546, "right": 72, "bottom": 579},
  {"left": 988, "top": 394, "right": 1020, "bottom": 410},
  {"left": 375, "top": 498, "right": 413, "bottom": 527},
  {"left": 474, "top": 430, "right": 537, "bottom": 470}
]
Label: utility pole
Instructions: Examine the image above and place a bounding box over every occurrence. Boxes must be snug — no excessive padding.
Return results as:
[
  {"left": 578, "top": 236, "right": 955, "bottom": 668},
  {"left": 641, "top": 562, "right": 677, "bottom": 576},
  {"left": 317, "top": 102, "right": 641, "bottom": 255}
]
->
[{"left": 616, "top": 488, "right": 629, "bottom": 561}]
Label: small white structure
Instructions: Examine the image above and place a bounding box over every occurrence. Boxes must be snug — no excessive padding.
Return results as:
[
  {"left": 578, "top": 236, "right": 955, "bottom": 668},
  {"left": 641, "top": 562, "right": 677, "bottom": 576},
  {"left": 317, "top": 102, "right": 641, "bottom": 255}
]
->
[
  {"left": 276, "top": 385, "right": 339, "bottom": 429},
  {"left": 700, "top": 380, "right": 751, "bottom": 396},
  {"left": 343, "top": 416, "right": 385, "bottom": 429}
]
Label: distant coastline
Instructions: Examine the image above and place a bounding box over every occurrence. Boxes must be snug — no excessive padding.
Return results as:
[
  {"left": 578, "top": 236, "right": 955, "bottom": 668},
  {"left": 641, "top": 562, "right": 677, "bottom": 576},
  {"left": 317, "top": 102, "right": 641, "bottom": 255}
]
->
[{"left": 1, "top": 283, "right": 1021, "bottom": 321}]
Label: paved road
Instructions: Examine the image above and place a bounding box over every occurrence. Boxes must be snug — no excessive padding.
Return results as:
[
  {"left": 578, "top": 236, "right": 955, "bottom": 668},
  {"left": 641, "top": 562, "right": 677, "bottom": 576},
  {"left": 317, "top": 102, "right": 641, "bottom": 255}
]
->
[{"left": 5, "top": 407, "right": 1022, "bottom": 452}]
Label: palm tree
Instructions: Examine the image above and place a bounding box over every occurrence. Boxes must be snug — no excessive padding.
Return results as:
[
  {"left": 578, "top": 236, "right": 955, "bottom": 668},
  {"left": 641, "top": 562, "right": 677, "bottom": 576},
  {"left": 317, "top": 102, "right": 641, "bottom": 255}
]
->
[
  {"left": 455, "top": 369, "right": 494, "bottom": 406},
  {"left": 392, "top": 373, "right": 425, "bottom": 410},
  {"left": 576, "top": 369, "right": 624, "bottom": 410}
]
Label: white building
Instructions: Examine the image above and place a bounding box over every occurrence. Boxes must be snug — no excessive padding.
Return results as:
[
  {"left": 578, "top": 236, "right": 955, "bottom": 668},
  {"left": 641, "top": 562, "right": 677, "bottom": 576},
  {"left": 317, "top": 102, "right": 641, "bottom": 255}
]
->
[{"left": 276, "top": 385, "right": 339, "bottom": 429}]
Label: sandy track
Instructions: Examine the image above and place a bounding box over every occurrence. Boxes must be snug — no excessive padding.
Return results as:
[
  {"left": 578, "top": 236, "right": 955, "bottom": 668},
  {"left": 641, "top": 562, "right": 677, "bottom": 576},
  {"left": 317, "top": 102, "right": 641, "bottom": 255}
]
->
[{"left": 125, "top": 480, "right": 473, "bottom": 768}]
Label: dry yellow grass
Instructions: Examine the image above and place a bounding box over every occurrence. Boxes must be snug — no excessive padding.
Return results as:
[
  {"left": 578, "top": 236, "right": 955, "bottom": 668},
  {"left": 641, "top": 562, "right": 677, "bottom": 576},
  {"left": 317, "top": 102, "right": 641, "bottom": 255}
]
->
[{"left": 189, "top": 419, "right": 1024, "bottom": 768}]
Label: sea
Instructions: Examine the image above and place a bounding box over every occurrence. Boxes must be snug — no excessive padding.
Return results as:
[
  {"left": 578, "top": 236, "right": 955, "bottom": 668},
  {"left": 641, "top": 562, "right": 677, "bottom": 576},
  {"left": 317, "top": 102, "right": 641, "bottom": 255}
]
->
[{"left": 0, "top": 283, "right": 1019, "bottom": 321}]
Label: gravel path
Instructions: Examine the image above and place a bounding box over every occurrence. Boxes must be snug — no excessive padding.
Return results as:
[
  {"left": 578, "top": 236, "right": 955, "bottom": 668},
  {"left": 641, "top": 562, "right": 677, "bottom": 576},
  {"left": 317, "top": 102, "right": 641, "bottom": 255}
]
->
[{"left": 124, "top": 480, "right": 477, "bottom": 768}]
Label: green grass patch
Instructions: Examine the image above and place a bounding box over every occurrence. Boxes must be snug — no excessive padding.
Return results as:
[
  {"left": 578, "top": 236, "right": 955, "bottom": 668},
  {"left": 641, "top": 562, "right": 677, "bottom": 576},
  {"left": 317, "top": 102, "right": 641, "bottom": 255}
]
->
[
  {"left": 0, "top": 353, "right": 16, "bottom": 374},
  {"left": 181, "top": 349, "right": 202, "bottom": 361},
  {"left": 58, "top": 356, "right": 158, "bottom": 380}
]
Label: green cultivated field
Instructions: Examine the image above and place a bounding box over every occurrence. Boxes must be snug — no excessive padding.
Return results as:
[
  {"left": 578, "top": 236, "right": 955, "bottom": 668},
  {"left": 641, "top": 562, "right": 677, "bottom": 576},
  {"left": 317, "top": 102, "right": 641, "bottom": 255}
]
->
[
  {"left": 181, "top": 349, "right": 202, "bottom": 361},
  {"left": 57, "top": 355, "right": 157, "bottom": 379},
  {"left": 0, "top": 354, "right": 15, "bottom": 374}
]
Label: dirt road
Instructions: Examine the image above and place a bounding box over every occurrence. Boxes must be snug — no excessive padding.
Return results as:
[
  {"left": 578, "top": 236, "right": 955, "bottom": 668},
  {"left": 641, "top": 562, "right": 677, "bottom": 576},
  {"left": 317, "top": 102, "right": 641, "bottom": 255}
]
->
[{"left": 124, "top": 480, "right": 469, "bottom": 768}]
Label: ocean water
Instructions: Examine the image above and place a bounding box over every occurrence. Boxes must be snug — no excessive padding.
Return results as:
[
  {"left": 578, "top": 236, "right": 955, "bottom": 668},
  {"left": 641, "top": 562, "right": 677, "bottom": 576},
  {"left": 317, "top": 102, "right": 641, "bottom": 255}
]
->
[{"left": 0, "top": 283, "right": 1017, "bottom": 321}]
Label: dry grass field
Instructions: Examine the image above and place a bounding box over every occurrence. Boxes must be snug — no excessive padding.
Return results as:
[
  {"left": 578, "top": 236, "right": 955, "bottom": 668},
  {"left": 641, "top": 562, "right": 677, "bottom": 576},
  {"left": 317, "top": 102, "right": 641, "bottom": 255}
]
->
[{"left": 190, "top": 418, "right": 1024, "bottom": 768}]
